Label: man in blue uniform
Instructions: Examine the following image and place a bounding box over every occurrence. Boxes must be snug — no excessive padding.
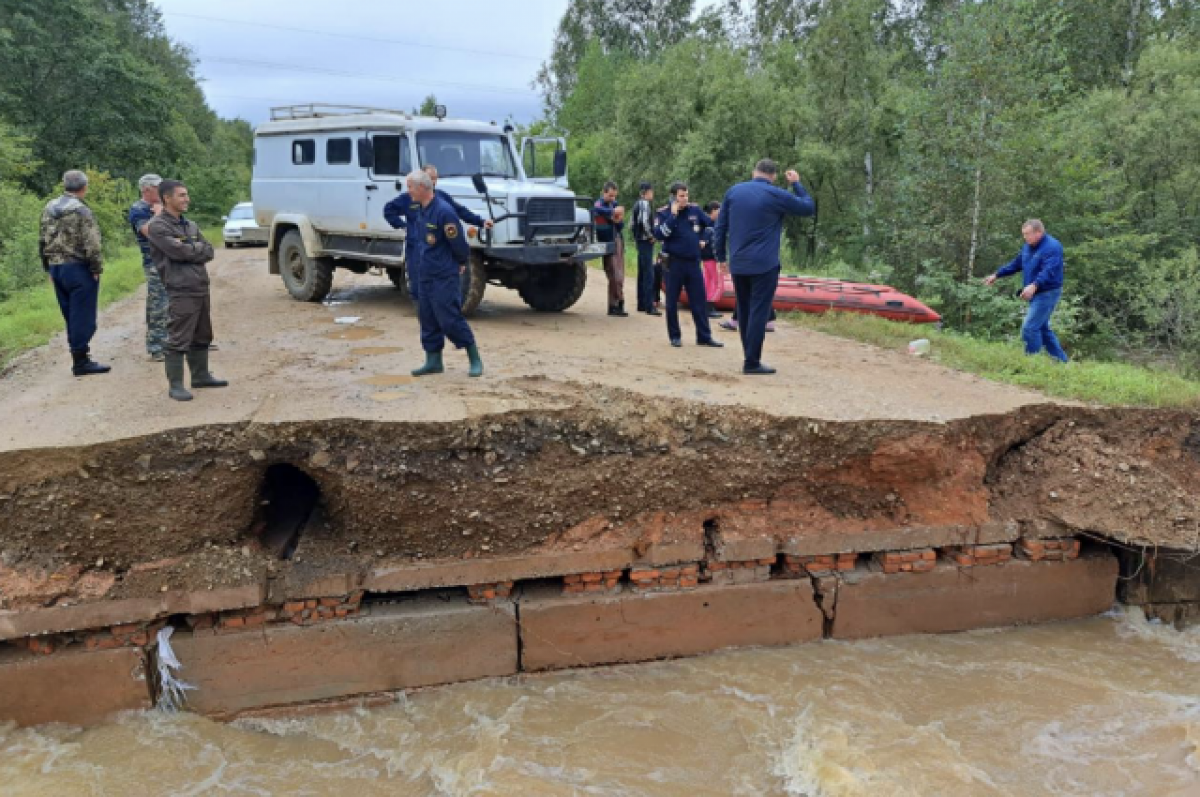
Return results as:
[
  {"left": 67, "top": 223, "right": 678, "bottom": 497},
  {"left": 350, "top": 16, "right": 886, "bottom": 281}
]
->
[
  {"left": 654, "top": 182, "right": 724, "bottom": 349},
  {"left": 714, "top": 159, "right": 815, "bottom": 375},
  {"left": 631, "top": 182, "right": 660, "bottom": 315},
  {"left": 383, "top": 165, "right": 490, "bottom": 299},
  {"left": 984, "top": 219, "right": 1069, "bottom": 362},
  {"left": 406, "top": 170, "right": 484, "bottom": 378}
]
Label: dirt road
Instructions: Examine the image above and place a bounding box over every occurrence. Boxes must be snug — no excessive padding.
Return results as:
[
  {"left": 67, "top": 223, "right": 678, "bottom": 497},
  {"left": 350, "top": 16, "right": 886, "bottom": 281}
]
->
[{"left": 0, "top": 247, "right": 1055, "bottom": 453}]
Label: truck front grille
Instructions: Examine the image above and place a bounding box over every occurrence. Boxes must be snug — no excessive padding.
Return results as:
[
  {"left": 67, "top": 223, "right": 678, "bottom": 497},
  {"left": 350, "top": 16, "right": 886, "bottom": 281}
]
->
[{"left": 518, "top": 198, "right": 576, "bottom": 238}]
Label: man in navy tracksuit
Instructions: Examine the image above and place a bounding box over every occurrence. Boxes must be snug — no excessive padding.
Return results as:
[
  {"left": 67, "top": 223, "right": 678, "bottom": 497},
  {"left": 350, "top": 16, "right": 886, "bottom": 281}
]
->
[
  {"left": 405, "top": 170, "right": 484, "bottom": 378},
  {"left": 654, "top": 182, "right": 724, "bottom": 349},
  {"left": 383, "top": 165, "right": 489, "bottom": 299},
  {"left": 714, "top": 159, "right": 815, "bottom": 374},
  {"left": 984, "top": 219, "right": 1068, "bottom": 362}
]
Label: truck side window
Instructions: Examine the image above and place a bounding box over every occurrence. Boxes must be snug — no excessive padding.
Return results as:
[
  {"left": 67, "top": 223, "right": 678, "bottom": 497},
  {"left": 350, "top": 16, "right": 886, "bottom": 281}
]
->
[
  {"left": 372, "top": 135, "right": 412, "bottom": 176},
  {"left": 326, "top": 138, "right": 352, "bottom": 165},
  {"left": 292, "top": 139, "right": 315, "bottom": 165}
]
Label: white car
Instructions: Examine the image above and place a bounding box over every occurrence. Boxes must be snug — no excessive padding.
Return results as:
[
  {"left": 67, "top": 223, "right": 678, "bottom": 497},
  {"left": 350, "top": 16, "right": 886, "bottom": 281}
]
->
[{"left": 222, "top": 202, "right": 268, "bottom": 247}]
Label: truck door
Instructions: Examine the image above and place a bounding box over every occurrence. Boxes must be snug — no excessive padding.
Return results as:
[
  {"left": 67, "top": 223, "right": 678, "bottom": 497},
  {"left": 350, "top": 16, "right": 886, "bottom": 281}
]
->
[
  {"left": 520, "top": 136, "right": 568, "bottom": 189},
  {"left": 365, "top": 132, "right": 413, "bottom": 233}
]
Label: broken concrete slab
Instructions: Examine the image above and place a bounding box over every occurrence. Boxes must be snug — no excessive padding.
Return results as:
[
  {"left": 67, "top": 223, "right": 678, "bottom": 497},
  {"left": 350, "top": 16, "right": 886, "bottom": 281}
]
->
[
  {"left": 779, "top": 521, "right": 1019, "bottom": 557},
  {"left": 519, "top": 580, "right": 825, "bottom": 672},
  {"left": 0, "top": 646, "right": 151, "bottom": 727},
  {"left": 169, "top": 597, "right": 517, "bottom": 717},
  {"left": 0, "top": 581, "right": 264, "bottom": 641},
  {"left": 831, "top": 552, "right": 1118, "bottom": 640}
]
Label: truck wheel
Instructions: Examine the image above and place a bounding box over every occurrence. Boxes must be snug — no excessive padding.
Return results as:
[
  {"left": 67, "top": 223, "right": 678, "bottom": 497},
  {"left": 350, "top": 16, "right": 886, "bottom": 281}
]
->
[
  {"left": 279, "top": 230, "right": 333, "bottom": 302},
  {"left": 460, "top": 251, "right": 487, "bottom": 315},
  {"left": 387, "top": 267, "right": 410, "bottom": 299},
  {"left": 518, "top": 262, "right": 588, "bottom": 312}
]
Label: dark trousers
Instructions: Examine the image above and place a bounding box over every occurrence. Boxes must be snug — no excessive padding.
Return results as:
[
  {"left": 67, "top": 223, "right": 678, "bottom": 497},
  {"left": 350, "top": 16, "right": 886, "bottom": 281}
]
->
[
  {"left": 167, "top": 293, "right": 214, "bottom": 353},
  {"left": 664, "top": 258, "right": 714, "bottom": 343},
  {"left": 732, "top": 268, "right": 780, "bottom": 369},
  {"left": 654, "top": 262, "right": 664, "bottom": 304},
  {"left": 418, "top": 269, "right": 475, "bottom": 352},
  {"left": 635, "top": 239, "right": 656, "bottom": 311},
  {"left": 405, "top": 245, "right": 420, "bottom": 300},
  {"left": 50, "top": 262, "right": 99, "bottom": 353}
]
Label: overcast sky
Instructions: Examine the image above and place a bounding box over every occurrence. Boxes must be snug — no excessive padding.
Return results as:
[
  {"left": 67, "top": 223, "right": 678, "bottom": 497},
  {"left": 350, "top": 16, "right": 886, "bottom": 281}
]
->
[{"left": 154, "top": 0, "right": 569, "bottom": 127}]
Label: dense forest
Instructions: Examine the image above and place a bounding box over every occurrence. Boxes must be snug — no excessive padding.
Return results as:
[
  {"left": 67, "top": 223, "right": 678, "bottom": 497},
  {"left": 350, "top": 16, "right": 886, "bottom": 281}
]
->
[
  {"left": 0, "top": 0, "right": 251, "bottom": 299},
  {"left": 538, "top": 0, "right": 1200, "bottom": 367},
  {"left": 1, "top": 0, "right": 1198, "bottom": 371}
]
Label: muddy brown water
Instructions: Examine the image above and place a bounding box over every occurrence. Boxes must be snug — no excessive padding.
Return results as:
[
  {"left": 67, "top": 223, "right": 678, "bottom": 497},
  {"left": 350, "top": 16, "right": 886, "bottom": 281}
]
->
[{"left": 2, "top": 609, "right": 1197, "bottom": 796}]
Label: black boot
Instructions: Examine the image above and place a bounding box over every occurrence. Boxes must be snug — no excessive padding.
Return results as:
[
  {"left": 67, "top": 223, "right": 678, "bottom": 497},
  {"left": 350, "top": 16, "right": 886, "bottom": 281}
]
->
[
  {"left": 609, "top": 302, "right": 629, "bottom": 317},
  {"left": 187, "top": 349, "right": 228, "bottom": 388},
  {"left": 71, "top": 349, "right": 111, "bottom": 377},
  {"left": 165, "top": 353, "right": 193, "bottom": 401}
]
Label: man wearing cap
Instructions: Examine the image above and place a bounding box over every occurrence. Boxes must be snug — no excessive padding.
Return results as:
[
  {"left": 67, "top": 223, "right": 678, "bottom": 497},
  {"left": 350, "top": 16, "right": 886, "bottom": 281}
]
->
[{"left": 128, "top": 174, "right": 168, "bottom": 361}]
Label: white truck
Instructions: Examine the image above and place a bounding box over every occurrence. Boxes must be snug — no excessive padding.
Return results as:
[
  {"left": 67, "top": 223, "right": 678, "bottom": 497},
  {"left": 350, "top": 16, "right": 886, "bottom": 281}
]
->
[{"left": 251, "top": 104, "right": 610, "bottom": 313}]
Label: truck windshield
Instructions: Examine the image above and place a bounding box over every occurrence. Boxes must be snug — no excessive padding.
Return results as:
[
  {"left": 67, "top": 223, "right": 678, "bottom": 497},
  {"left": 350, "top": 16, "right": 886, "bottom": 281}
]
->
[
  {"left": 229, "top": 206, "right": 254, "bottom": 220},
  {"left": 417, "top": 131, "right": 517, "bottom": 179}
]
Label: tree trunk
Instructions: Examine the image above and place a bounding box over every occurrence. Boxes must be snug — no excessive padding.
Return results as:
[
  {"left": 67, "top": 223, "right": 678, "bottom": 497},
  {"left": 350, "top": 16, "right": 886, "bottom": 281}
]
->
[
  {"left": 863, "top": 150, "right": 874, "bottom": 240},
  {"left": 1123, "top": 0, "right": 1144, "bottom": 86},
  {"left": 966, "top": 102, "right": 988, "bottom": 282}
]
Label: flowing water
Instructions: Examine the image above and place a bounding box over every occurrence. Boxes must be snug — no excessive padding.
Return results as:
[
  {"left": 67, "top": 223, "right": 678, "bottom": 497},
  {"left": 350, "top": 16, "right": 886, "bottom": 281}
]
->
[{"left": 2, "top": 608, "right": 1198, "bottom": 797}]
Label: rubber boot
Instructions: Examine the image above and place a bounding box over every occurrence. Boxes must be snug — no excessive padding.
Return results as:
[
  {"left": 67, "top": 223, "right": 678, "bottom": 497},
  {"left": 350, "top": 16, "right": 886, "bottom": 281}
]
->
[
  {"left": 71, "top": 349, "right": 111, "bottom": 376},
  {"left": 187, "top": 349, "right": 228, "bottom": 388},
  {"left": 165, "top": 352, "right": 193, "bottom": 401},
  {"left": 466, "top": 345, "right": 484, "bottom": 378},
  {"left": 412, "top": 350, "right": 444, "bottom": 377}
]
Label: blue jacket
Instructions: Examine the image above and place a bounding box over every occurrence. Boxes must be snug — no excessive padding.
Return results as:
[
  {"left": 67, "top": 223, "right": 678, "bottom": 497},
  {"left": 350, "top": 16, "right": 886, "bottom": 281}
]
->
[
  {"left": 713, "top": 177, "right": 815, "bottom": 276},
  {"left": 592, "top": 198, "right": 624, "bottom": 243},
  {"left": 128, "top": 200, "right": 155, "bottom": 263},
  {"left": 415, "top": 195, "right": 471, "bottom": 278},
  {"left": 384, "top": 189, "right": 483, "bottom": 262},
  {"left": 654, "top": 203, "right": 713, "bottom": 261},
  {"left": 995, "top": 233, "right": 1065, "bottom": 291}
]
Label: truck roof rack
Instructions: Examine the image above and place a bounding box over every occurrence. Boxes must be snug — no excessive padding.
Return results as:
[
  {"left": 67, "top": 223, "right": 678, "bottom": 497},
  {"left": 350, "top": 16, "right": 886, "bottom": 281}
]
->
[{"left": 269, "top": 103, "right": 412, "bottom": 121}]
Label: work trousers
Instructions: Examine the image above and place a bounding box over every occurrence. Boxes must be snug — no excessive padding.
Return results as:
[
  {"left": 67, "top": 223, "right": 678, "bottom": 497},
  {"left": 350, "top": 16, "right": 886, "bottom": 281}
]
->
[
  {"left": 635, "top": 239, "right": 656, "bottom": 312},
  {"left": 732, "top": 268, "right": 780, "bottom": 369},
  {"left": 418, "top": 268, "right": 476, "bottom": 352},
  {"left": 50, "top": 262, "right": 99, "bottom": 354},
  {"left": 602, "top": 236, "right": 625, "bottom": 306},
  {"left": 664, "top": 257, "right": 714, "bottom": 344},
  {"left": 167, "top": 293, "right": 214, "bottom": 353}
]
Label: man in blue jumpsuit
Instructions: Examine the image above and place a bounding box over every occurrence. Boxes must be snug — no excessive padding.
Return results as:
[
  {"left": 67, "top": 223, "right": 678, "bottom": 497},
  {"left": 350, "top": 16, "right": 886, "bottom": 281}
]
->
[
  {"left": 406, "top": 170, "right": 484, "bottom": 378},
  {"left": 654, "top": 182, "right": 724, "bottom": 349},
  {"left": 714, "top": 159, "right": 815, "bottom": 375},
  {"left": 383, "top": 165, "right": 490, "bottom": 299},
  {"left": 984, "top": 219, "right": 1069, "bottom": 362}
]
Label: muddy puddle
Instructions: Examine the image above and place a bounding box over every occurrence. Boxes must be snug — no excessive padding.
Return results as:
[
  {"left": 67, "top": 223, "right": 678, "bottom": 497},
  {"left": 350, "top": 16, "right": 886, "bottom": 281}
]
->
[
  {"left": 324, "top": 327, "right": 384, "bottom": 341},
  {"left": 357, "top": 375, "right": 416, "bottom": 387},
  {"left": 2, "top": 609, "right": 1196, "bottom": 796}
]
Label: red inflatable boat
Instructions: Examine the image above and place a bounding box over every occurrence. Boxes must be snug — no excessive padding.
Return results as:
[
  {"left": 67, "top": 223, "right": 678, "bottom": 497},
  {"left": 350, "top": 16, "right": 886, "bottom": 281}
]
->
[{"left": 691, "top": 274, "right": 941, "bottom": 324}]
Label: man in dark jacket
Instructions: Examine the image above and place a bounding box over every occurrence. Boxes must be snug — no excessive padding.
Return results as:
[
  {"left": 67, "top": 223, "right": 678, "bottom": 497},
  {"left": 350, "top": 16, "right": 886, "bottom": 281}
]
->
[
  {"left": 984, "top": 219, "right": 1069, "bottom": 362},
  {"left": 630, "top": 182, "right": 660, "bottom": 315},
  {"left": 714, "top": 159, "right": 815, "bottom": 375},
  {"left": 145, "top": 179, "right": 227, "bottom": 401},
  {"left": 39, "top": 170, "right": 110, "bottom": 376},
  {"left": 593, "top": 181, "right": 628, "bottom": 316},
  {"left": 654, "top": 182, "right": 723, "bottom": 349}
]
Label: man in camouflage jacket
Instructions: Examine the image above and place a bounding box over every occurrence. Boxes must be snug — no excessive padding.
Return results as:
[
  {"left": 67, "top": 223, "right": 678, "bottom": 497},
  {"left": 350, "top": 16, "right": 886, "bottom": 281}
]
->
[{"left": 39, "top": 170, "right": 111, "bottom": 376}]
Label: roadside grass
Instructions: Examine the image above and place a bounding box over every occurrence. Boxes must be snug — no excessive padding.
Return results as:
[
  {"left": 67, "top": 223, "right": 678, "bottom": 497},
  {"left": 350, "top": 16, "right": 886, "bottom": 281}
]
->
[
  {"left": 0, "top": 226, "right": 222, "bottom": 368},
  {"left": 788, "top": 311, "right": 1200, "bottom": 409}
]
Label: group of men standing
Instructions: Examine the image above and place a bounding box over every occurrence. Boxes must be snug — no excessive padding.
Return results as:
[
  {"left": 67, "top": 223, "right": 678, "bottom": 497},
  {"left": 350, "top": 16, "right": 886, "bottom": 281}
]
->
[
  {"left": 38, "top": 170, "right": 227, "bottom": 398},
  {"left": 594, "top": 158, "right": 817, "bottom": 374}
]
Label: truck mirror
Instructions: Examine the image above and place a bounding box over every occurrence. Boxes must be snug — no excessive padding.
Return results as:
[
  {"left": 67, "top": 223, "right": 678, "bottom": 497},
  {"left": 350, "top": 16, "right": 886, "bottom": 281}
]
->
[
  {"left": 357, "top": 137, "right": 374, "bottom": 168},
  {"left": 553, "top": 150, "right": 568, "bottom": 178},
  {"left": 471, "top": 173, "right": 488, "bottom": 195}
]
